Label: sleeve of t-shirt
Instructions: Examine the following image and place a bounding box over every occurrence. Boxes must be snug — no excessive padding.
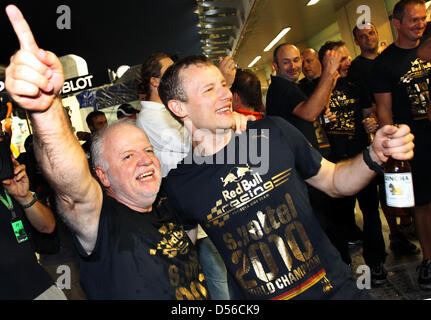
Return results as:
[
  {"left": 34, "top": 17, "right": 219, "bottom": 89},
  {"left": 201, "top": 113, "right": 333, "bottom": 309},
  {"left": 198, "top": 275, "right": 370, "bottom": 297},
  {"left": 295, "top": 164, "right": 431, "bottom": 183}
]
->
[
  {"left": 72, "top": 194, "right": 109, "bottom": 259},
  {"left": 371, "top": 57, "right": 392, "bottom": 94},
  {"left": 266, "top": 80, "right": 308, "bottom": 117},
  {"left": 268, "top": 116, "right": 323, "bottom": 179}
]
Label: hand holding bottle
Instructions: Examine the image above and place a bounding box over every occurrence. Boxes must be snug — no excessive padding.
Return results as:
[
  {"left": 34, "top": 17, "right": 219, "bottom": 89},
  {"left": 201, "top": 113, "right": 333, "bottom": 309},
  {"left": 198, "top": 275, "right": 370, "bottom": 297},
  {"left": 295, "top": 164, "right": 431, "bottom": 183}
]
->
[{"left": 368, "top": 124, "right": 414, "bottom": 165}]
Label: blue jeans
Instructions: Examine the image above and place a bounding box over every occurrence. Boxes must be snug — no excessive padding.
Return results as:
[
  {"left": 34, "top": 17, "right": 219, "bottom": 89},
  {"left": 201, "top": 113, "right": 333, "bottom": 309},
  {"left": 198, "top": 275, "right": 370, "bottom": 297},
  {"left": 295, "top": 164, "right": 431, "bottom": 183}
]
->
[{"left": 198, "top": 237, "right": 243, "bottom": 300}]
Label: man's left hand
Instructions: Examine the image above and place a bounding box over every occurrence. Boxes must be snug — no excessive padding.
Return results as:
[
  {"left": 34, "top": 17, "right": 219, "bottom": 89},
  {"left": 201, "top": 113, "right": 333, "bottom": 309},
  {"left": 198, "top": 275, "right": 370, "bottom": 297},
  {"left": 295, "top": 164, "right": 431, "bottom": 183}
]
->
[
  {"left": 370, "top": 124, "right": 414, "bottom": 164},
  {"left": 218, "top": 56, "right": 236, "bottom": 88}
]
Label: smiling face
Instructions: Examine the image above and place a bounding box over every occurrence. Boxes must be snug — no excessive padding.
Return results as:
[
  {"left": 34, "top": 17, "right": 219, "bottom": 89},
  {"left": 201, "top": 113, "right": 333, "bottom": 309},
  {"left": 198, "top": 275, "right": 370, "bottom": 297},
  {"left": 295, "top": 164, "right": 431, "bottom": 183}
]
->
[
  {"left": 354, "top": 24, "right": 379, "bottom": 53},
  {"left": 177, "top": 63, "right": 234, "bottom": 134},
  {"left": 393, "top": 3, "right": 427, "bottom": 46},
  {"left": 96, "top": 122, "right": 162, "bottom": 212},
  {"left": 273, "top": 44, "right": 302, "bottom": 82}
]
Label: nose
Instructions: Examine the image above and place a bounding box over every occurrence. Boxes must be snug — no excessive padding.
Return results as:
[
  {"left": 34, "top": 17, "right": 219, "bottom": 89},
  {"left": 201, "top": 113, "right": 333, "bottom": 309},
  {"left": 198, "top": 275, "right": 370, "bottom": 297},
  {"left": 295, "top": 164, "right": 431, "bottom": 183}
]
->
[
  {"left": 221, "top": 85, "right": 233, "bottom": 101},
  {"left": 137, "top": 151, "right": 154, "bottom": 166}
]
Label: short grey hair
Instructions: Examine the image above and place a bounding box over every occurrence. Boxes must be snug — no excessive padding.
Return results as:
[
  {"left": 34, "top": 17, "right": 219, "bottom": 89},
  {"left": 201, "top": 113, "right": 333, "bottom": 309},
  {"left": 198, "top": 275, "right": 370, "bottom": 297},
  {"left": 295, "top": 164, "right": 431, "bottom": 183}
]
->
[{"left": 90, "top": 118, "right": 137, "bottom": 171}]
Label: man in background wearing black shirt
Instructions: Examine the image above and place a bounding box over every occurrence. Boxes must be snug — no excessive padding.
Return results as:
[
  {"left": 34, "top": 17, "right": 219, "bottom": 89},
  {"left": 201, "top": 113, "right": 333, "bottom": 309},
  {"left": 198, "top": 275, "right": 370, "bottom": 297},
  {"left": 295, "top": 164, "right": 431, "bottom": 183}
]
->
[
  {"left": 373, "top": 0, "right": 431, "bottom": 291},
  {"left": 319, "top": 41, "right": 387, "bottom": 286},
  {"left": 351, "top": 22, "right": 420, "bottom": 258}
]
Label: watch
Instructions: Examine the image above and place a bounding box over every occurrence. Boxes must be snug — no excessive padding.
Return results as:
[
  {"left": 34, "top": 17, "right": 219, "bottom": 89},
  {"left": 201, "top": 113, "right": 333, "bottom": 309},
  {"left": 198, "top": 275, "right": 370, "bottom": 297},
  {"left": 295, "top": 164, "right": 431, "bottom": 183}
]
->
[
  {"left": 22, "top": 192, "right": 38, "bottom": 209},
  {"left": 363, "top": 146, "right": 385, "bottom": 175}
]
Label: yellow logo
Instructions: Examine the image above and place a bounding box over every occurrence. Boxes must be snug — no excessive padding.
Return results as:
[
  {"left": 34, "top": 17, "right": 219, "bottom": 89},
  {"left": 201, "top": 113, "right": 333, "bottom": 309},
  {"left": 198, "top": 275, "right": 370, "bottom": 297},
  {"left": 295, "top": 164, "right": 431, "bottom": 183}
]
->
[
  {"left": 389, "top": 183, "right": 403, "bottom": 196},
  {"left": 220, "top": 164, "right": 253, "bottom": 187},
  {"left": 149, "top": 223, "right": 190, "bottom": 258}
]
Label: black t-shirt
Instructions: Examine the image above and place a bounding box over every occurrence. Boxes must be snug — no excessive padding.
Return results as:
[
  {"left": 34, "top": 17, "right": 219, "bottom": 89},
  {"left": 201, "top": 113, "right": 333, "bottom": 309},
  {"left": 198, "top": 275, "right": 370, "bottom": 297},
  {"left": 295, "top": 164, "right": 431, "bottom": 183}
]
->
[
  {"left": 326, "top": 77, "right": 371, "bottom": 161},
  {"left": 372, "top": 43, "right": 431, "bottom": 131},
  {"left": 266, "top": 75, "right": 331, "bottom": 158},
  {"left": 298, "top": 77, "right": 320, "bottom": 98},
  {"left": 74, "top": 193, "right": 208, "bottom": 300},
  {"left": 165, "top": 117, "right": 369, "bottom": 300},
  {"left": 349, "top": 55, "right": 376, "bottom": 103},
  {"left": 0, "top": 189, "right": 53, "bottom": 299}
]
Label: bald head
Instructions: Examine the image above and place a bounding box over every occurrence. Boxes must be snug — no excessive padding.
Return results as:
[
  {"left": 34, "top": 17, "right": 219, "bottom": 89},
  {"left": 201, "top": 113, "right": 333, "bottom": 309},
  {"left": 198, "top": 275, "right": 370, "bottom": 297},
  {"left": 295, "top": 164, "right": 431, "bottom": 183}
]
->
[
  {"left": 301, "top": 48, "right": 321, "bottom": 80},
  {"left": 273, "top": 44, "right": 302, "bottom": 82}
]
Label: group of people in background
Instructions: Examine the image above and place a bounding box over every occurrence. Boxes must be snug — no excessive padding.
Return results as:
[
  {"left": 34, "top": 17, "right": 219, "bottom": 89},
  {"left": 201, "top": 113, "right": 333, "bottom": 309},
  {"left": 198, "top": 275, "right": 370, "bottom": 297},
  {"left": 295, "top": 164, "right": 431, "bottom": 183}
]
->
[{"left": 1, "top": 0, "right": 430, "bottom": 300}]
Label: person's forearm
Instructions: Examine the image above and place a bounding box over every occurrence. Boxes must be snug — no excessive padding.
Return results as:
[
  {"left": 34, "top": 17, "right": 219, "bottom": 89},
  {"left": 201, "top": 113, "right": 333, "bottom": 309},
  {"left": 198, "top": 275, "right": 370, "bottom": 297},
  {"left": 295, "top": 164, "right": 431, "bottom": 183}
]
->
[
  {"left": 295, "top": 71, "right": 334, "bottom": 121},
  {"left": 13, "top": 191, "right": 55, "bottom": 233},
  {"left": 30, "top": 96, "right": 93, "bottom": 203},
  {"left": 331, "top": 152, "right": 377, "bottom": 197}
]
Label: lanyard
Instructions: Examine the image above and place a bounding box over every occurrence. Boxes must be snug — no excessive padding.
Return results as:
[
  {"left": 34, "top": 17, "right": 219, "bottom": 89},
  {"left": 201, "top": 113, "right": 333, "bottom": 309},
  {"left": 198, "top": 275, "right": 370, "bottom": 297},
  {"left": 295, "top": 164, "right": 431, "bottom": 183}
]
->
[{"left": 0, "top": 189, "right": 16, "bottom": 220}]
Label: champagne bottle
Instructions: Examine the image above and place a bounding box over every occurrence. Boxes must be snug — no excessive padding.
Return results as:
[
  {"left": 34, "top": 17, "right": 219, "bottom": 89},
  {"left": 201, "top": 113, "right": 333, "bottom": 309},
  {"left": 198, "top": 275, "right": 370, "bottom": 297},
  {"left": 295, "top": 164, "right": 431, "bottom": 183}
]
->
[{"left": 384, "top": 156, "right": 415, "bottom": 208}]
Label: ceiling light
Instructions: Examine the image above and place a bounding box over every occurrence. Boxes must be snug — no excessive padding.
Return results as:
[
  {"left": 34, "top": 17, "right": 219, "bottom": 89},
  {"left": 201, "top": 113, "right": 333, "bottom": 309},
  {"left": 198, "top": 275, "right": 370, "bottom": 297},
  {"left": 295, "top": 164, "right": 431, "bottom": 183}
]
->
[
  {"left": 263, "top": 27, "right": 291, "bottom": 52},
  {"left": 248, "top": 56, "right": 261, "bottom": 68},
  {"left": 306, "top": 0, "right": 320, "bottom": 6}
]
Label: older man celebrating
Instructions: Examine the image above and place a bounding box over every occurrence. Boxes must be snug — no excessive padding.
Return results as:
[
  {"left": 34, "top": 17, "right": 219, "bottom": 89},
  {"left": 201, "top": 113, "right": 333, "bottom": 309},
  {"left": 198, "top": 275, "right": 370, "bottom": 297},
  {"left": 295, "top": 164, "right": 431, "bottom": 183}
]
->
[{"left": 4, "top": 5, "right": 208, "bottom": 300}]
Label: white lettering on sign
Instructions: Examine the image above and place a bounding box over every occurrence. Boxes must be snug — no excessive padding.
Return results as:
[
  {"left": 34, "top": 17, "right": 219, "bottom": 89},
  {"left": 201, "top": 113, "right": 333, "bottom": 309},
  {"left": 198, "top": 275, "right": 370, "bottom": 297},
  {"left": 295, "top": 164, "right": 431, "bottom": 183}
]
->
[{"left": 61, "top": 75, "right": 93, "bottom": 94}]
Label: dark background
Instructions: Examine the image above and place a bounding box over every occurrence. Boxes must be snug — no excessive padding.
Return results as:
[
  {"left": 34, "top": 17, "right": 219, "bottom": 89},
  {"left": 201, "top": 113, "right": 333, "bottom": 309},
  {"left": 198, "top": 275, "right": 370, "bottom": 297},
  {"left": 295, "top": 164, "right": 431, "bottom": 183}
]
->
[{"left": 0, "top": 0, "right": 202, "bottom": 86}]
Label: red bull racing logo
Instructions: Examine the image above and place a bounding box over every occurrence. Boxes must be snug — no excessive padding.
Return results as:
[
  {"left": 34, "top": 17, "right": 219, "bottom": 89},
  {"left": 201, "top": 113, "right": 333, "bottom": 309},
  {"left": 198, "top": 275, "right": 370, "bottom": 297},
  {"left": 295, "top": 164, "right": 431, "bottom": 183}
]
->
[{"left": 206, "top": 165, "right": 292, "bottom": 228}]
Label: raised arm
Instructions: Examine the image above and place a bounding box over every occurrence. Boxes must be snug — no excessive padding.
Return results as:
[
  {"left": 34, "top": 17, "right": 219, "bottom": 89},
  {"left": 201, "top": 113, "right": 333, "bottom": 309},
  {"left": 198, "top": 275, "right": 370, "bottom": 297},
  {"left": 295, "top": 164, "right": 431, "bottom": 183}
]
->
[
  {"left": 3, "top": 159, "right": 55, "bottom": 234},
  {"left": 5, "top": 5, "right": 102, "bottom": 253},
  {"left": 292, "top": 50, "right": 341, "bottom": 122},
  {"left": 307, "top": 124, "right": 414, "bottom": 197}
]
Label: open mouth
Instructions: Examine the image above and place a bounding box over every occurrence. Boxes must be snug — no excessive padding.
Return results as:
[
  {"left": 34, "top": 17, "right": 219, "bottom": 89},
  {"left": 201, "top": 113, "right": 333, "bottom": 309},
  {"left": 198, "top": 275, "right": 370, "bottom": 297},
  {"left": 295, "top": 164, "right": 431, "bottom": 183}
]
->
[
  {"left": 216, "top": 106, "right": 232, "bottom": 114},
  {"left": 136, "top": 170, "right": 154, "bottom": 181}
]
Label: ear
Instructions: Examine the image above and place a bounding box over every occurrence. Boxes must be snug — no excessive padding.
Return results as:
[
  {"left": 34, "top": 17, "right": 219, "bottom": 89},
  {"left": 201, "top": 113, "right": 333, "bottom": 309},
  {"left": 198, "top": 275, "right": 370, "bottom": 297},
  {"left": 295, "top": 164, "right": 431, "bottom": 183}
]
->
[
  {"left": 392, "top": 18, "right": 401, "bottom": 30},
  {"left": 94, "top": 166, "right": 110, "bottom": 188},
  {"left": 272, "top": 61, "right": 279, "bottom": 74},
  {"left": 150, "top": 76, "right": 160, "bottom": 89},
  {"left": 167, "top": 99, "right": 187, "bottom": 119}
]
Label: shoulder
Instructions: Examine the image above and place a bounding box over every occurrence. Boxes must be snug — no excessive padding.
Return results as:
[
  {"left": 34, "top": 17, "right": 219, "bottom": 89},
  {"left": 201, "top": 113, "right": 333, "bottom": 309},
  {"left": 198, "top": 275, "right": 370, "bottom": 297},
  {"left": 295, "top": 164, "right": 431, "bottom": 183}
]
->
[
  {"left": 375, "top": 44, "right": 397, "bottom": 62},
  {"left": 249, "top": 116, "right": 305, "bottom": 140},
  {"left": 268, "top": 76, "right": 296, "bottom": 90}
]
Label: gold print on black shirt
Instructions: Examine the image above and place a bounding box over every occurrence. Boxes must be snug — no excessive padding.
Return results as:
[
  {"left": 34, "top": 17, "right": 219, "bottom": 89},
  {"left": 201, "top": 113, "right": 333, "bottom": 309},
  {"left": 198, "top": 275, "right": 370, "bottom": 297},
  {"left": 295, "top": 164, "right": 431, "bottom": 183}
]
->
[
  {"left": 400, "top": 58, "right": 431, "bottom": 120},
  {"left": 328, "top": 89, "right": 357, "bottom": 135},
  {"left": 149, "top": 222, "right": 189, "bottom": 258},
  {"left": 168, "top": 250, "right": 208, "bottom": 300},
  {"left": 222, "top": 192, "right": 332, "bottom": 299},
  {"left": 207, "top": 166, "right": 292, "bottom": 228},
  {"left": 150, "top": 223, "right": 208, "bottom": 300}
]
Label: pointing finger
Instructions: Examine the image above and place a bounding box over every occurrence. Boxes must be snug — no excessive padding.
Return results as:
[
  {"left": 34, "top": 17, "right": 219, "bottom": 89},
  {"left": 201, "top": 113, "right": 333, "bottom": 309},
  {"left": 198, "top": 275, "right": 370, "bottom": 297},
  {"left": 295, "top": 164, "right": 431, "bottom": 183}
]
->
[{"left": 6, "top": 4, "right": 39, "bottom": 52}]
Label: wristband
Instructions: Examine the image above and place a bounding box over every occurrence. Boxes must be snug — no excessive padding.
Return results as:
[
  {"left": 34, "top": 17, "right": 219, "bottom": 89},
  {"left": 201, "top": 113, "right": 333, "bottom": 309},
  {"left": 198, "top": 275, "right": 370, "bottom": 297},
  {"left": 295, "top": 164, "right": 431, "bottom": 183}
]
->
[
  {"left": 363, "top": 146, "right": 385, "bottom": 175},
  {"left": 22, "top": 192, "right": 38, "bottom": 209}
]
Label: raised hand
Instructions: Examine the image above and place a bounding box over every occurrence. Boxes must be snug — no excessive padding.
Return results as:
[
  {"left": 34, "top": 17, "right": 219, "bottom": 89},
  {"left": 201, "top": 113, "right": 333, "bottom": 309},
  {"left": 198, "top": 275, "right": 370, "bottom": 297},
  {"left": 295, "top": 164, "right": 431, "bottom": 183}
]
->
[
  {"left": 218, "top": 56, "right": 236, "bottom": 88},
  {"left": 5, "top": 5, "right": 64, "bottom": 112},
  {"left": 2, "top": 158, "right": 30, "bottom": 200},
  {"left": 322, "top": 50, "right": 342, "bottom": 77}
]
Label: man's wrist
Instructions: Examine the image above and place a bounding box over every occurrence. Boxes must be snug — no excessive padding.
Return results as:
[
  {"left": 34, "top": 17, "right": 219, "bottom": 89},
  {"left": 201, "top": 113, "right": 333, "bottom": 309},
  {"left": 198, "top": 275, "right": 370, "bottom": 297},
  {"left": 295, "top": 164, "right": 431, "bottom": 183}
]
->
[
  {"left": 363, "top": 146, "right": 385, "bottom": 174},
  {"left": 17, "top": 191, "right": 38, "bottom": 209}
]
